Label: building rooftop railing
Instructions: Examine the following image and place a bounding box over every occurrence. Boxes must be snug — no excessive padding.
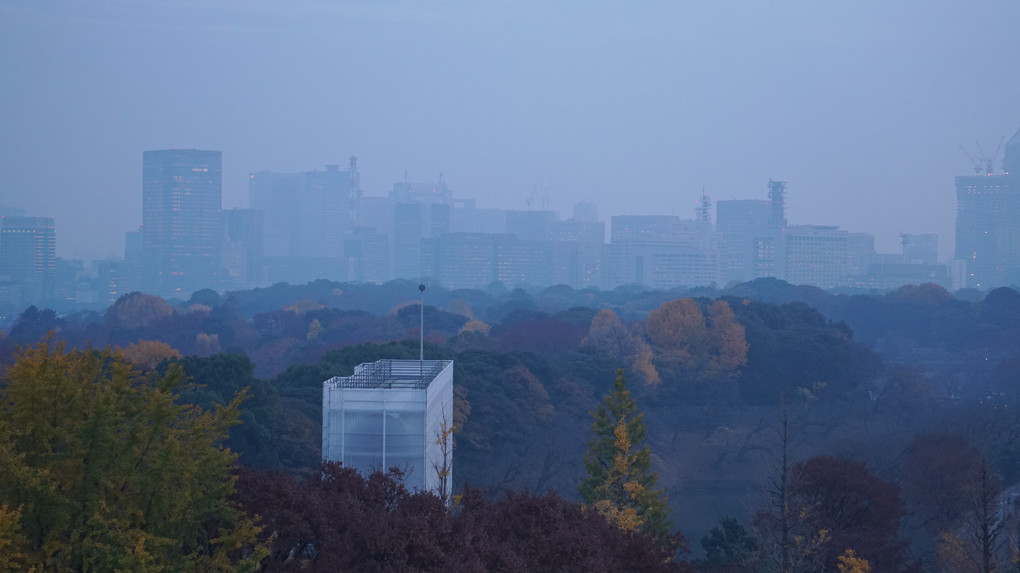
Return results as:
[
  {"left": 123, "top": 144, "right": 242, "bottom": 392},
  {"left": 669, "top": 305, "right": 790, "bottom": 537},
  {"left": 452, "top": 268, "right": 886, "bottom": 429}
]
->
[{"left": 324, "top": 359, "right": 451, "bottom": 390}]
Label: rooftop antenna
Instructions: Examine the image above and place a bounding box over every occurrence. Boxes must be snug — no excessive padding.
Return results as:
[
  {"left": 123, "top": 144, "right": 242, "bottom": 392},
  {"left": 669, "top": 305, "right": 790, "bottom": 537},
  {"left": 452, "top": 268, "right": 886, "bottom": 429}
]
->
[{"left": 418, "top": 283, "right": 426, "bottom": 377}]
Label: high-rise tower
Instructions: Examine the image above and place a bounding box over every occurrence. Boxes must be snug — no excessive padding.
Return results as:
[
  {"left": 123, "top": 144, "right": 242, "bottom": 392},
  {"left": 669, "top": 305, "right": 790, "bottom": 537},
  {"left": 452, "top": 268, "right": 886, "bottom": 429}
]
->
[
  {"left": 954, "top": 129, "right": 1020, "bottom": 289},
  {"left": 0, "top": 215, "right": 56, "bottom": 302},
  {"left": 142, "top": 149, "right": 223, "bottom": 296},
  {"left": 767, "top": 179, "right": 787, "bottom": 228}
]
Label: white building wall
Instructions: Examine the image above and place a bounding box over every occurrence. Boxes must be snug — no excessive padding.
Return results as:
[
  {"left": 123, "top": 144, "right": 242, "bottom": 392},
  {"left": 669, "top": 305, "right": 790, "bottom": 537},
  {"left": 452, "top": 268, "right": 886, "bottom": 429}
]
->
[{"left": 322, "top": 360, "right": 453, "bottom": 498}]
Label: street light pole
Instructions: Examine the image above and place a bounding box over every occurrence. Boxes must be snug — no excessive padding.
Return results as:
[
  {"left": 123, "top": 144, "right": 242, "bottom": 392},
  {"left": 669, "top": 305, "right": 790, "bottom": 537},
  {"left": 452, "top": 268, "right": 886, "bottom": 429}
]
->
[{"left": 418, "top": 283, "right": 426, "bottom": 377}]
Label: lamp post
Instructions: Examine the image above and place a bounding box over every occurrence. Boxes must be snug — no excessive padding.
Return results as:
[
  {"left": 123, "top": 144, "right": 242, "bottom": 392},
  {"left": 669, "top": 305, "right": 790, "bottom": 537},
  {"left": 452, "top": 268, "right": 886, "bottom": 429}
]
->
[{"left": 418, "top": 283, "right": 426, "bottom": 377}]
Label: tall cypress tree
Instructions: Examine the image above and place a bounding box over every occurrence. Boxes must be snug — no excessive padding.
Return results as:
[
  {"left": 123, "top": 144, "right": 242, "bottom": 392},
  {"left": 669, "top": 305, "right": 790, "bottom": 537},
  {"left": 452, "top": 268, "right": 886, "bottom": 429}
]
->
[{"left": 579, "top": 369, "right": 672, "bottom": 541}]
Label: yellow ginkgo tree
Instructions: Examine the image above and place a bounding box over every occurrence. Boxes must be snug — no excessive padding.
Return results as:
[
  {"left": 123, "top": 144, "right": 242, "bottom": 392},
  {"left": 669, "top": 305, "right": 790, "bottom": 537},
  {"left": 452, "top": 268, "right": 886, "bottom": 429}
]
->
[{"left": 0, "top": 337, "right": 265, "bottom": 572}]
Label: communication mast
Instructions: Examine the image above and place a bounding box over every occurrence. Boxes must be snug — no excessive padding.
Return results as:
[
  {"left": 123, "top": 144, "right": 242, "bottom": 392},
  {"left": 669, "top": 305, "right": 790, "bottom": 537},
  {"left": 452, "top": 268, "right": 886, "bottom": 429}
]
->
[{"left": 696, "top": 187, "right": 711, "bottom": 224}]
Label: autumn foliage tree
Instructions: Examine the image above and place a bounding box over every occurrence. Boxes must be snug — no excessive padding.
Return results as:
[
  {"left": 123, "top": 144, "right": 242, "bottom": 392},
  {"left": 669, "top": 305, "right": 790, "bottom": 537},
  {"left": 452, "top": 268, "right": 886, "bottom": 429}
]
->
[
  {"left": 0, "top": 338, "right": 264, "bottom": 571},
  {"left": 645, "top": 299, "right": 747, "bottom": 384},
  {"left": 117, "top": 339, "right": 181, "bottom": 370},
  {"left": 104, "top": 291, "right": 174, "bottom": 330},
  {"left": 646, "top": 298, "right": 708, "bottom": 362},
  {"left": 583, "top": 309, "right": 659, "bottom": 385},
  {"left": 771, "top": 456, "right": 909, "bottom": 573},
  {"left": 236, "top": 463, "right": 689, "bottom": 572},
  {"left": 704, "top": 300, "right": 749, "bottom": 379},
  {"left": 579, "top": 369, "right": 672, "bottom": 541}
]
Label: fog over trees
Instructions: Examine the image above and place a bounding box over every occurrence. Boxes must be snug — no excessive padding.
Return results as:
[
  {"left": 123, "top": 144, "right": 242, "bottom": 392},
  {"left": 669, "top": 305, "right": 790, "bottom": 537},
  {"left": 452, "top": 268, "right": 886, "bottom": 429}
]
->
[
  {"left": 2, "top": 277, "right": 1020, "bottom": 570},
  {"left": 2, "top": 4, "right": 1020, "bottom": 568}
]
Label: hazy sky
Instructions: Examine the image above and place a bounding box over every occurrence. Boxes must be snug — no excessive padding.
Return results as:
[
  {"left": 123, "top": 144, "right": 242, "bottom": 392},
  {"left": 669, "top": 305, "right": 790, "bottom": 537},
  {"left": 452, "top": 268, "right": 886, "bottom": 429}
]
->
[{"left": 2, "top": 0, "right": 1018, "bottom": 261}]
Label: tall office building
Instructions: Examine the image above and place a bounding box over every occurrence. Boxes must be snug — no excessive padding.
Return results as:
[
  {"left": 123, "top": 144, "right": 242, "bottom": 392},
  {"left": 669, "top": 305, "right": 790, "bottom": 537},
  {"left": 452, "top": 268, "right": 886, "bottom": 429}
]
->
[
  {"left": 250, "top": 159, "right": 360, "bottom": 283},
  {"left": 390, "top": 179, "right": 452, "bottom": 280},
  {"left": 0, "top": 216, "right": 56, "bottom": 302},
  {"left": 783, "top": 225, "right": 850, "bottom": 288},
  {"left": 549, "top": 216, "right": 605, "bottom": 288},
  {"left": 846, "top": 232, "right": 876, "bottom": 277},
  {"left": 248, "top": 171, "right": 302, "bottom": 257},
  {"left": 254, "top": 160, "right": 361, "bottom": 257},
  {"left": 142, "top": 149, "right": 223, "bottom": 296},
  {"left": 716, "top": 199, "right": 772, "bottom": 283},
  {"left": 607, "top": 215, "right": 720, "bottom": 288},
  {"left": 505, "top": 210, "right": 557, "bottom": 241},
  {"left": 344, "top": 227, "right": 389, "bottom": 284},
  {"left": 422, "top": 233, "right": 500, "bottom": 288},
  {"left": 955, "top": 128, "right": 1020, "bottom": 289},
  {"left": 224, "top": 208, "right": 265, "bottom": 287},
  {"left": 901, "top": 233, "right": 938, "bottom": 265}
]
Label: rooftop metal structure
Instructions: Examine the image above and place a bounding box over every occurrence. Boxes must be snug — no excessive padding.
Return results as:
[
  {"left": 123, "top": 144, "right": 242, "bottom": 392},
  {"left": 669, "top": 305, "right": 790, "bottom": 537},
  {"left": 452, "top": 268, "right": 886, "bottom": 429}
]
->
[{"left": 324, "top": 359, "right": 452, "bottom": 390}]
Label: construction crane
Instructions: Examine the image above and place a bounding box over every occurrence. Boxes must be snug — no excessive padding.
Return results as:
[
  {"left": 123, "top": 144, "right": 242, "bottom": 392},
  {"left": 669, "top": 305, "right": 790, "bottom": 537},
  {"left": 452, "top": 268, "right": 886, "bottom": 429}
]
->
[
  {"left": 961, "top": 136, "right": 1006, "bottom": 175},
  {"left": 977, "top": 136, "right": 1005, "bottom": 175},
  {"left": 959, "top": 144, "right": 983, "bottom": 175}
]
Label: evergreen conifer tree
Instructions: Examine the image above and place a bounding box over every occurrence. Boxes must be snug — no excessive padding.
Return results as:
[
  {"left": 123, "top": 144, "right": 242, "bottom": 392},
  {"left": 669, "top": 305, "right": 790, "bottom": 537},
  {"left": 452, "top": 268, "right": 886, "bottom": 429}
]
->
[{"left": 579, "top": 369, "right": 672, "bottom": 540}]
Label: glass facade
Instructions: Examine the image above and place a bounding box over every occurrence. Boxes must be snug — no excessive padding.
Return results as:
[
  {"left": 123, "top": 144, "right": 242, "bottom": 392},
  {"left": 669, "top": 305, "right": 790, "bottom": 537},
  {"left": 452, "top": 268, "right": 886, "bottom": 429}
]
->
[{"left": 323, "top": 360, "right": 453, "bottom": 498}]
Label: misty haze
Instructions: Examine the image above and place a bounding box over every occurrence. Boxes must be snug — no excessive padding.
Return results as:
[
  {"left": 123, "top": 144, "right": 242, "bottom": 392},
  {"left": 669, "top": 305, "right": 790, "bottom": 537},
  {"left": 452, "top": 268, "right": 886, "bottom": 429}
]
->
[{"left": 1, "top": 2, "right": 1020, "bottom": 571}]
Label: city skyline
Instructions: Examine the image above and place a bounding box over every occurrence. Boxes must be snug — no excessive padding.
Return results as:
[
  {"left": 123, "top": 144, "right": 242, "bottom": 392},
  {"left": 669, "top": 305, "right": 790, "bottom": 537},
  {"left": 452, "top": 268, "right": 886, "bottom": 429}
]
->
[
  {"left": 4, "top": 133, "right": 1018, "bottom": 267},
  {"left": 2, "top": 2, "right": 1019, "bottom": 262}
]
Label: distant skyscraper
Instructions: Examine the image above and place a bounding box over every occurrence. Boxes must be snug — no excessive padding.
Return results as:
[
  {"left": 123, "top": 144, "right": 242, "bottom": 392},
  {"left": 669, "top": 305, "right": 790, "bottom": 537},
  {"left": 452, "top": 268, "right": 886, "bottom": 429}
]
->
[
  {"left": 249, "top": 160, "right": 360, "bottom": 283},
  {"left": 248, "top": 171, "right": 302, "bottom": 257},
  {"left": 716, "top": 199, "right": 772, "bottom": 283},
  {"left": 249, "top": 160, "right": 360, "bottom": 259},
  {"left": 846, "top": 232, "right": 876, "bottom": 277},
  {"left": 422, "top": 233, "right": 500, "bottom": 288},
  {"left": 768, "top": 180, "right": 788, "bottom": 228},
  {"left": 225, "top": 208, "right": 264, "bottom": 286},
  {"left": 955, "top": 128, "right": 1020, "bottom": 289},
  {"left": 783, "top": 225, "right": 850, "bottom": 288},
  {"left": 901, "top": 233, "right": 938, "bottom": 266},
  {"left": 607, "top": 215, "right": 720, "bottom": 288},
  {"left": 344, "top": 227, "right": 389, "bottom": 284},
  {"left": 0, "top": 216, "right": 56, "bottom": 302},
  {"left": 572, "top": 201, "right": 599, "bottom": 223},
  {"left": 390, "top": 178, "right": 452, "bottom": 280},
  {"left": 142, "top": 149, "right": 223, "bottom": 296},
  {"left": 121, "top": 229, "right": 144, "bottom": 294},
  {"left": 504, "top": 210, "right": 557, "bottom": 241},
  {"left": 550, "top": 217, "right": 605, "bottom": 288}
]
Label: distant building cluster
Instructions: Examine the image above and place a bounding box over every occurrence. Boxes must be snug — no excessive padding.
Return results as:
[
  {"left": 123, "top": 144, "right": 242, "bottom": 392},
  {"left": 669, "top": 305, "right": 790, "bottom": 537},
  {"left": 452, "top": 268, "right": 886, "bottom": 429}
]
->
[{"left": 1, "top": 127, "right": 1018, "bottom": 306}]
